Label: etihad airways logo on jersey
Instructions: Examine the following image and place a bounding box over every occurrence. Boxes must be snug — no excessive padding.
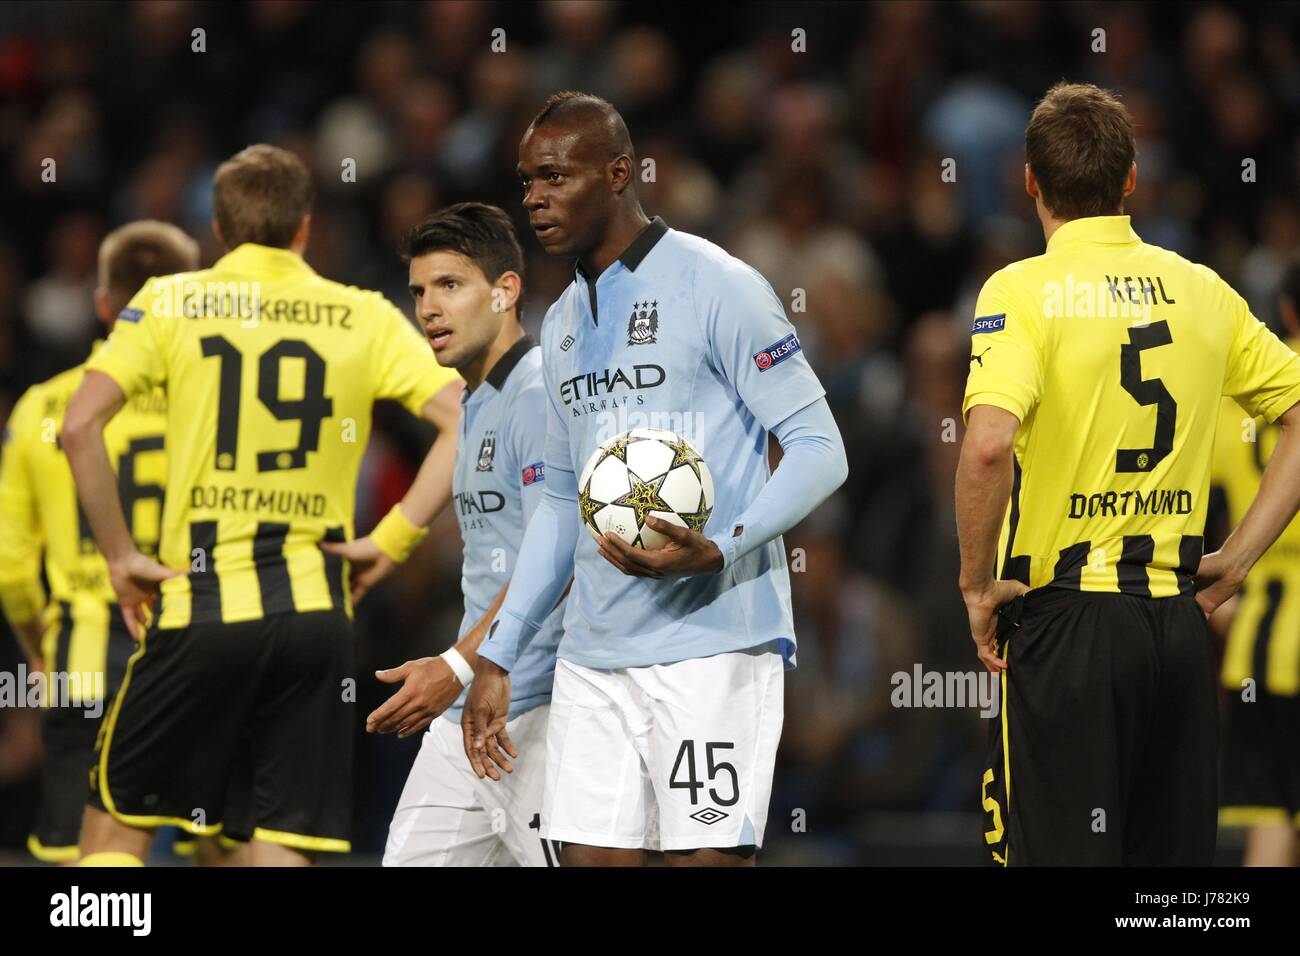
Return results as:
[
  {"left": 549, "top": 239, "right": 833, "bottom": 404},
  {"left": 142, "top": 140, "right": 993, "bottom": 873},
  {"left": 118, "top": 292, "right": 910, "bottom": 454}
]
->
[
  {"left": 753, "top": 332, "right": 801, "bottom": 370},
  {"left": 455, "top": 490, "right": 505, "bottom": 516},
  {"left": 559, "top": 364, "right": 665, "bottom": 412}
]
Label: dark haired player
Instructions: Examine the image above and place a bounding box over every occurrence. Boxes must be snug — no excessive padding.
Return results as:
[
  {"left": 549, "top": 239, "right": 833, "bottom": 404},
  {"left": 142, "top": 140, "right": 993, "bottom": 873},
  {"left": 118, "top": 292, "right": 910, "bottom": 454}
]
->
[
  {"left": 958, "top": 83, "right": 1300, "bottom": 865},
  {"left": 464, "top": 92, "right": 848, "bottom": 866},
  {"left": 331, "top": 203, "right": 565, "bottom": 866}
]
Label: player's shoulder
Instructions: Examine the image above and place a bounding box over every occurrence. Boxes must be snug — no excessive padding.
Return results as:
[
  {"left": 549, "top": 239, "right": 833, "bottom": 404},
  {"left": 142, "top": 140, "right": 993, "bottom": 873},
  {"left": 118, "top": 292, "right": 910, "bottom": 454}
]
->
[
  {"left": 4, "top": 362, "right": 84, "bottom": 442},
  {"left": 503, "top": 347, "right": 548, "bottom": 421},
  {"left": 668, "top": 228, "right": 769, "bottom": 286},
  {"left": 306, "top": 273, "right": 406, "bottom": 319},
  {"left": 982, "top": 255, "right": 1051, "bottom": 291},
  {"left": 1153, "top": 245, "right": 1238, "bottom": 298}
]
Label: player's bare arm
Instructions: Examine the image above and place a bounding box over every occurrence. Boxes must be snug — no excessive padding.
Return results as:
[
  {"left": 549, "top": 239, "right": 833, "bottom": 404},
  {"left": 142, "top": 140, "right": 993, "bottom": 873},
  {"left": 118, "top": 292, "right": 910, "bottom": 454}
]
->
[
  {"left": 320, "top": 377, "right": 463, "bottom": 604},
  {"left": 1196, "top": 399, "right": 1300, "bottom": 617},
  {"left": 367, "top": 578, "right": 509, "bottom": 738},
  {"left": 62, "top": 370, "right": 181, "bottom": 640},
  {"left": 956, "top": 404, "right": 1031, "bottom": 673},
  {"left": 462, "top": 656, "right": 515, "bottom": 782}
]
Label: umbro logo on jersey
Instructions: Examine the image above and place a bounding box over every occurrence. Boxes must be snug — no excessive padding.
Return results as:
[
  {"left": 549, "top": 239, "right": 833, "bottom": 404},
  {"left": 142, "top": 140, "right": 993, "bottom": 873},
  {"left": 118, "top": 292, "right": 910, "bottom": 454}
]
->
[
  {"left": 560, "top": 334, "right": 575, "bottom": 352},
  {"left": 753, "top": 332, "right": 801, "bottom": 371},
  {"left": 972, "top": 313, "right": 1006, "bottom": 334},
  {"left": 475, "top": 432, "right": 496, "bottom": 472},
  {"left": 628, "top": 301, "right": 658, "bottom": 345}
]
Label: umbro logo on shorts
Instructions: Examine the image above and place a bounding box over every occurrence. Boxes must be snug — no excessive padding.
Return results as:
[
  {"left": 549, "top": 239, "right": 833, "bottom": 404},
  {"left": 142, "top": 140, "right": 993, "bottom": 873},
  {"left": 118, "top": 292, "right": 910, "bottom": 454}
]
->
[{"left": 689, "top": 807, "right": 728, "bottom": 826}]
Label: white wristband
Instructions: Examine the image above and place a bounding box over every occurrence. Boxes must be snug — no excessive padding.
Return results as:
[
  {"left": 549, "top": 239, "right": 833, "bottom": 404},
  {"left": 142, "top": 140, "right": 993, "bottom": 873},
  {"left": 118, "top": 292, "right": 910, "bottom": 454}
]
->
[{"left": 441, "top": 647, "right": 474, "bottom": 687}]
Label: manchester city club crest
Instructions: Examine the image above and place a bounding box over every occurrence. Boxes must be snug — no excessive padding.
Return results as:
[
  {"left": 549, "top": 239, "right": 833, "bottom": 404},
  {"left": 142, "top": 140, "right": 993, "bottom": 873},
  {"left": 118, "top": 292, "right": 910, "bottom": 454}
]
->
[
  {"left": 475, "top": 432, "right": 496, "bottom": 472},
  {"left": 627, "top": 300, "right": 658, "bottom": 345}
]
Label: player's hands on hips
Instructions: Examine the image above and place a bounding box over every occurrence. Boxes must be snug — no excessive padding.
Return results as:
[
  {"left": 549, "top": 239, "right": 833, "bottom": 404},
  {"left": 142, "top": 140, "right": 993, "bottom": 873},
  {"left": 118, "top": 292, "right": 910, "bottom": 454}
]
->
[
  {"left": 318, "top": 535, "right": 396, "bottom": 606},
  {"left": 366, "top": 657, "right": 464, "bottom": 738},
  {"left": 1192, "top": 549, "right": 1247, "bottom": 619},
  {"left": 962, "top": 578, "right": 1030, "bottom": 673},
  {"left": 598, "top": 516, "right": 723, "bottom": 578},
  {"left": 462, "top": 658, "right": 516, "bottom": 781},
  {"left": 108, "top": 550, "right": 182, "bottom": 641}
]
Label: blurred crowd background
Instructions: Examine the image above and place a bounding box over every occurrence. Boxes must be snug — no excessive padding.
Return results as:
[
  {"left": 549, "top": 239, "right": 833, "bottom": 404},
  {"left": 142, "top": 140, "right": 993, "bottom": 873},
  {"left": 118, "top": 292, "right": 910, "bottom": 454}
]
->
[{"left": 1, "top": 0, "right": 1297, "bottom": 864}]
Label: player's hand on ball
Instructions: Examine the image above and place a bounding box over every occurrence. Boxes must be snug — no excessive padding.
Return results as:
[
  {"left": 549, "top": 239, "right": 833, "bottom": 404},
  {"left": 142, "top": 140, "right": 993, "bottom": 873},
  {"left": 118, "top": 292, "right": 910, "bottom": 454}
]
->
[
  {"left": 961, "top": 578, "right": 1029, "bottom": 674},
  {"left": 462, "top": 658, "right": 516, "bottom": 782},
  {"left": 318, "top": 535, "right": 396, "bottom": 606},
  {"left": 1192, "top": 549, "right": 1246, "bottom": 619},
  {"left": 366, "top": 657, "right": 464, "bottom": 738},
  {"left": 598, "top": 516, "right": 723, "bottom": 578},
  {"left": 108, "top": 550, "right": 182, "bottom": 641}
]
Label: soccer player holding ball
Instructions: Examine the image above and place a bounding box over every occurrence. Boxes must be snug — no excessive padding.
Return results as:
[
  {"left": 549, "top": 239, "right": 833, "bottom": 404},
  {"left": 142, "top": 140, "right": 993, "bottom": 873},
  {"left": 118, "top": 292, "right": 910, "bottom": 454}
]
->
[{"left": 463, "top": 92, "right": 848, "bottom": 866}]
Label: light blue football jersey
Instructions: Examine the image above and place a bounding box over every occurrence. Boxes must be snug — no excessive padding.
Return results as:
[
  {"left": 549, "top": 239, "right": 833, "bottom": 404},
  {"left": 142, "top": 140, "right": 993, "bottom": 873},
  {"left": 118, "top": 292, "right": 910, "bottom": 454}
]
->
[
  {"left": 442, "top": 337, "right": 561, "bottom": 723},
  {"left": 498, "top": 217, "right": 827, "bottom": 670}
]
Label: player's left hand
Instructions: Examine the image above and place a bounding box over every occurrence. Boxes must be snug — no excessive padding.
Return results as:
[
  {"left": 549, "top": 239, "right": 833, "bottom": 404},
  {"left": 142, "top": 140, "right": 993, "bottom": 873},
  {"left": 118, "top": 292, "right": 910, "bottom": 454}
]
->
[
  {"left": 1192, "top": 549, "right": 1246, "bottom": 619},
  {"left": 598, "top": 516, "right": 724, "bottom": 578},
  {"left": 318, "top": 535, "right": 397, "bottom": 606},
  {"left": 962, "top": 578, "right": 1029, "bottom": 673},
  {"left": 366, "top": 657, "right": 464, "bottom": 738},
  {"left": 108, "top": 550, "right": 183, "bottom": 641}
]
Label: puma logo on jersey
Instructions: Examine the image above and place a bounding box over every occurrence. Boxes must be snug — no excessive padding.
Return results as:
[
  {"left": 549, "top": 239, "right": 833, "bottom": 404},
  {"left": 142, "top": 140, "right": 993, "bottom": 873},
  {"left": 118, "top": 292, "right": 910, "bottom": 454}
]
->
[{"left": 971, "top": 347, "right": 992, "bottom": 367}]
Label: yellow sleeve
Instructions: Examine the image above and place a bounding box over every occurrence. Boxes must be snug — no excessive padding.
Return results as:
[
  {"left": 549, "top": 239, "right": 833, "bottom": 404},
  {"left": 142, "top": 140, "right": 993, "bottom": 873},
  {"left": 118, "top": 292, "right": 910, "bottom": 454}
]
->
[
  {"left": 369, "top": 295, "right": 460, "bottom": 416},
  {"left": 1223, "top": 289, "right": 1300, "bottom": 423},
  {"left": 84, "top": 280, "right": 169, "bottom": 399},
  {"left": 962, "top": 269, "right": 1044, "bottom": 424},
  {"left": 0, "top": 389, "right": 47, "bottom": 626}
]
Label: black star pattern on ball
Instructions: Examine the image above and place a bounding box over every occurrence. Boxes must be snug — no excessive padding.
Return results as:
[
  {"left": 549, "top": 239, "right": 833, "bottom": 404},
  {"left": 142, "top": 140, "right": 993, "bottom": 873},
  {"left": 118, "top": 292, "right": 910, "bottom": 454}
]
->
[
  {"left": 664, "top": 435, "right": 705, "bottom": 482},
  {"left": 678, "top": 489, "right": 711, "bottom": 532},
  {"left": 611, "top": 469, "right": 672, "bottom": 532},
  {"left": 578, "top": 491, "right": 604, "bottom": 537},
  {"left": 603, "top": 432, "right": 634, "bottom": 463}
]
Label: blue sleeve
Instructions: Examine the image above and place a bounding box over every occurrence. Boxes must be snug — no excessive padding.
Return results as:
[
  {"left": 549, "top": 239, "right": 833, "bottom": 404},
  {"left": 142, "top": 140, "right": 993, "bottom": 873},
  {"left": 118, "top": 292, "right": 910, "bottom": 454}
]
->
[
  {"left": 508, "top": 378, "right": 550, "bottom": 528},
  {"left": 698, "top": 255, "right": 827, "bottom": 431},
  {"left": 478, "top": 335, "right": 578, "bottom": 673},
  {"left": 706, "top": 397, "right": 847, "bottom": 569}
]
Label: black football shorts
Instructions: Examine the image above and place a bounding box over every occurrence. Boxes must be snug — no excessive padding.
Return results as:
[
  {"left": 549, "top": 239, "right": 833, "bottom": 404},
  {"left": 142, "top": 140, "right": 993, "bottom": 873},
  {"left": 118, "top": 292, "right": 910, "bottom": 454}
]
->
[
  {"left": 89, "top": 608, "right": 356, "bottom": 854},
  {"left": 982, "top": 587, "right": 1217, "bottom": 865}
]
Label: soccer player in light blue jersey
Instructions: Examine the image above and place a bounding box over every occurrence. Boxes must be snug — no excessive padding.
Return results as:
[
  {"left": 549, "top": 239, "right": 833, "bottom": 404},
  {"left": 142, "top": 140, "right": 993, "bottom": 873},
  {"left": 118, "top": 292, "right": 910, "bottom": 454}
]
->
[
  {"left": 463, "top": 93, "right": 849, "bottom": 866},
  {"left": 335, "top": 203, "right": 563, "bottom": 866}
]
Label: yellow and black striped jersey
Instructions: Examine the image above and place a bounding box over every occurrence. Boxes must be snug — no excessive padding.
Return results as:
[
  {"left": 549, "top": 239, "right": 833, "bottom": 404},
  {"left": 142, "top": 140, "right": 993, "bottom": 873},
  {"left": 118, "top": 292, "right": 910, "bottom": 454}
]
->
[
  {"left": 1211, "top": 338, "right": 1300, "bottom": 694},
  {"left": 86, "top": 243, "right": 459, "bottom": 628},
  {"left": 963, "top": 216, "right": 1300, "bottom": 597},
  {"left": 0, "top": 348, "right": 166, "bottom": 698}
]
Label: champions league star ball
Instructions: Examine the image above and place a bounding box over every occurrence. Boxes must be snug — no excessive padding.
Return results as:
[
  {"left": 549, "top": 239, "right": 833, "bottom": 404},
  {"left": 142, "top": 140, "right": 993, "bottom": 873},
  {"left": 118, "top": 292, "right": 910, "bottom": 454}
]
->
[{"left": 578, "top": 428, "right": 715, "bottom": 550}]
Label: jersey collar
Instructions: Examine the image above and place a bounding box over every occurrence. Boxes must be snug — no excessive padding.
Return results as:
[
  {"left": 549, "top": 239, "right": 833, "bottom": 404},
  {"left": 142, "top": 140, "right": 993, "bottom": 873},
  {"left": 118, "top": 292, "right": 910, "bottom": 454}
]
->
[
  {"left": 1046, "top": 215, "right": 1140, "bottom": 252},
  {"left": 214, "top": 243, "right": 316, "bottom": 275},
  {"left": 574, "top": 216, "right": 669, "bottom": 283},
  {"left": 464, "top": 334, "right": 537, "bottom": 403}
]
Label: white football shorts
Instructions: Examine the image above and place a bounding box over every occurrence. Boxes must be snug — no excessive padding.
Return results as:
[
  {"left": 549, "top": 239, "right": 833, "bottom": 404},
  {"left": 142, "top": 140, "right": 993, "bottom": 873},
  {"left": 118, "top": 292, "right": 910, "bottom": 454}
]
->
[
  {"left": 383, "top": 704, "right": 557, "bottom": 866},
  {"left": 541, "top": 644, "right": 785, "bottom": 852}
]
